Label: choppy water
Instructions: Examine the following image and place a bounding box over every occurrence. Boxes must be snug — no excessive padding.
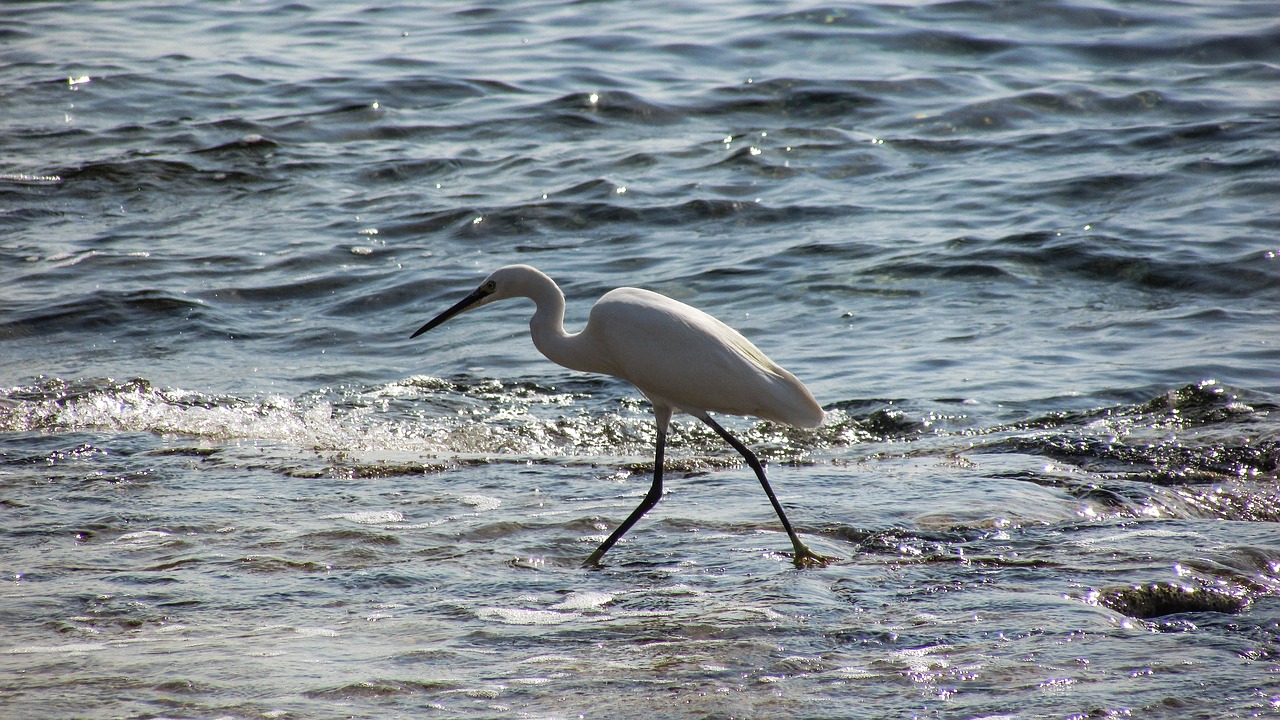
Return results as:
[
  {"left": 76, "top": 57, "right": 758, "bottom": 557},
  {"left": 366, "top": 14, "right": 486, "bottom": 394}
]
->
[{"left": 3, "top": 1, "right": 1279, "bottom": 717}]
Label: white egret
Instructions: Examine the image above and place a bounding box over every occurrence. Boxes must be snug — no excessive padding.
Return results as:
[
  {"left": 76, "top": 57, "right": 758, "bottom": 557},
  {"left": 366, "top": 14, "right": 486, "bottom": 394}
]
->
[{"left": 411, "top": 264, "right": 832, "bottom": 568}]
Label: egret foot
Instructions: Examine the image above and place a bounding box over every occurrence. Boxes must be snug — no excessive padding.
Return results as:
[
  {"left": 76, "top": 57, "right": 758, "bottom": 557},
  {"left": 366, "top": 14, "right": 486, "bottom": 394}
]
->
[{"left": 791, "top": 545, "right": 836, "bottom": 569}]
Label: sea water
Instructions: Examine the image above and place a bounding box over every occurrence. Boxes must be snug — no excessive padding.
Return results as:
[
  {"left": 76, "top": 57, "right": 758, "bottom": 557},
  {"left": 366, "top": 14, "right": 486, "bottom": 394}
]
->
[{"left": 2, "top": 1, "right": 1278, "bottom": 717}]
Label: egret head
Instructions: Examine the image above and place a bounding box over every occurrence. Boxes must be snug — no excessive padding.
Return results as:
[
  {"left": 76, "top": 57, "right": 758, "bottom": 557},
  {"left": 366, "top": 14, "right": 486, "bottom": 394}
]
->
[{"left": 410, "top": 265, "right": 545, "bottom": 338}]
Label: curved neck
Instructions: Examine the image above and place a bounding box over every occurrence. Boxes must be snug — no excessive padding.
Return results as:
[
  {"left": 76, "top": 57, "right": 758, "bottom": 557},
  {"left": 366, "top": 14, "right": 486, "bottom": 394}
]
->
[{"left": 524, "top": 275, "right": 599, "bottom": 374}]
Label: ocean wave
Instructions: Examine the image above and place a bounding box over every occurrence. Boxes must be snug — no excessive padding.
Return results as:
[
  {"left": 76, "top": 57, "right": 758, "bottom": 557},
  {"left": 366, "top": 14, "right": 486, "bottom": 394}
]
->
[
  {"left": 0, "top": 289, "right": 223, "bottom": 340},
  {"left": 4, "top": 377, "right": 1276, "bottom": 524},
  {"left": 974, "top": 381, "right": 1280, "bottom": 522},
  {"left": 868, "top": 231, "right": 1280, "bottom": 299}
]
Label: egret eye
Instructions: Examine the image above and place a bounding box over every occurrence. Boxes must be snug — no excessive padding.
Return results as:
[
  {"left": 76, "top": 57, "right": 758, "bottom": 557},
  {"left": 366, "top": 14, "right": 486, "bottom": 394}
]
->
[{"left": 482, "top": 280, "right": 497, "bottom": 293}]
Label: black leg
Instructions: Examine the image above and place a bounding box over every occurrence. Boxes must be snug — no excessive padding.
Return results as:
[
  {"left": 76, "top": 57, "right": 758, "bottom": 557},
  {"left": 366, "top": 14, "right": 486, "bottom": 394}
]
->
[
  {"left": 583, "top": 424, "right": 666, "bottom": 568},
  {"left": 699, "top": 415, "right": 833, "bottom": 568}
]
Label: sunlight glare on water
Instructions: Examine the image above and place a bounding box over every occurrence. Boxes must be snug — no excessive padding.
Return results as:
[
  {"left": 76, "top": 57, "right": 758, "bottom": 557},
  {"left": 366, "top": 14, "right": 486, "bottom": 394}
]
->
[{"left": 1, "top": 0, "right": 1278, "bottom": 718}]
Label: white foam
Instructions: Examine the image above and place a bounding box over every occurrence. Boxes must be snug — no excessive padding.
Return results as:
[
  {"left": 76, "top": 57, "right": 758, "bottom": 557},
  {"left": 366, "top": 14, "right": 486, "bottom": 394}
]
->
[
  {"left": 549, "top": 591, "right": 614, "bottom": 611},
  {"left": 476, "top": 607, "right": 581, "bottom": 625},
  {"left": 330, "top": 510, "right": 405, "bottom": 524}
]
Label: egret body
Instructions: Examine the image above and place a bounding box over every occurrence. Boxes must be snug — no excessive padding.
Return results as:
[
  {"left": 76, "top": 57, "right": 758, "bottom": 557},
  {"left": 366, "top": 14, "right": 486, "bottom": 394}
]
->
[{"left": 411, "top": 264, "right": 832, "bottom": 568}]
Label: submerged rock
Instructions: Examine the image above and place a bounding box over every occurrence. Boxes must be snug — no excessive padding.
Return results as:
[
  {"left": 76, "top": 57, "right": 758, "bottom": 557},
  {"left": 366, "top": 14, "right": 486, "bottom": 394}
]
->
[{"left": 1097, "top": 582, "right": 1248, "bottom": 619}]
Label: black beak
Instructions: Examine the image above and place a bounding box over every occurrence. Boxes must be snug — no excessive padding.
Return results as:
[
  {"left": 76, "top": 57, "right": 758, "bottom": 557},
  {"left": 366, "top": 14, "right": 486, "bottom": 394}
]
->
[{"left": 410, "top": 286, "right": 489, "bottom": 338}]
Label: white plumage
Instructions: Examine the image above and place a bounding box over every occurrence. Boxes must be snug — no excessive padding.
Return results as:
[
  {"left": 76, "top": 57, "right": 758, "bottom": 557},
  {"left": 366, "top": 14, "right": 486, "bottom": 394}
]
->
[{"left": 412, "top": 264, "right": 831, "bottom": 568}]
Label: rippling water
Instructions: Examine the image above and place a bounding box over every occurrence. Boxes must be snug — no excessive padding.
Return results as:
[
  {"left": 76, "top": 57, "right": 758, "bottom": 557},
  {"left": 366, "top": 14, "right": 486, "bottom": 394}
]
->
[{"left": 3, "top": 1, "right": 1279, "bottom": 717}]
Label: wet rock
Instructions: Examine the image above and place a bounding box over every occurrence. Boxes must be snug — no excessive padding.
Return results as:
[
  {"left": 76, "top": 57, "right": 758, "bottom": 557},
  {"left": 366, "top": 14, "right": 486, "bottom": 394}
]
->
[{"left": 1096, "top": 582, "right": 1248, "bottom": 619}]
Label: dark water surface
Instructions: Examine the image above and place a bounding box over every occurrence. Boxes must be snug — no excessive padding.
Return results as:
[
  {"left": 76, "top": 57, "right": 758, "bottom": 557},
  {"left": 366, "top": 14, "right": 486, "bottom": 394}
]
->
[{"left": 3, "top": 1, "right": 1279, "bottom": 718}]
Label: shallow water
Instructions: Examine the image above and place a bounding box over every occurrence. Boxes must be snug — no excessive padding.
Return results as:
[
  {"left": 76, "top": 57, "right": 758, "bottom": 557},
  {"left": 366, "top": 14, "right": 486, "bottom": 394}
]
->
[{"left": 2, "top": 1, "right": 1279, "bottom": 718}]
